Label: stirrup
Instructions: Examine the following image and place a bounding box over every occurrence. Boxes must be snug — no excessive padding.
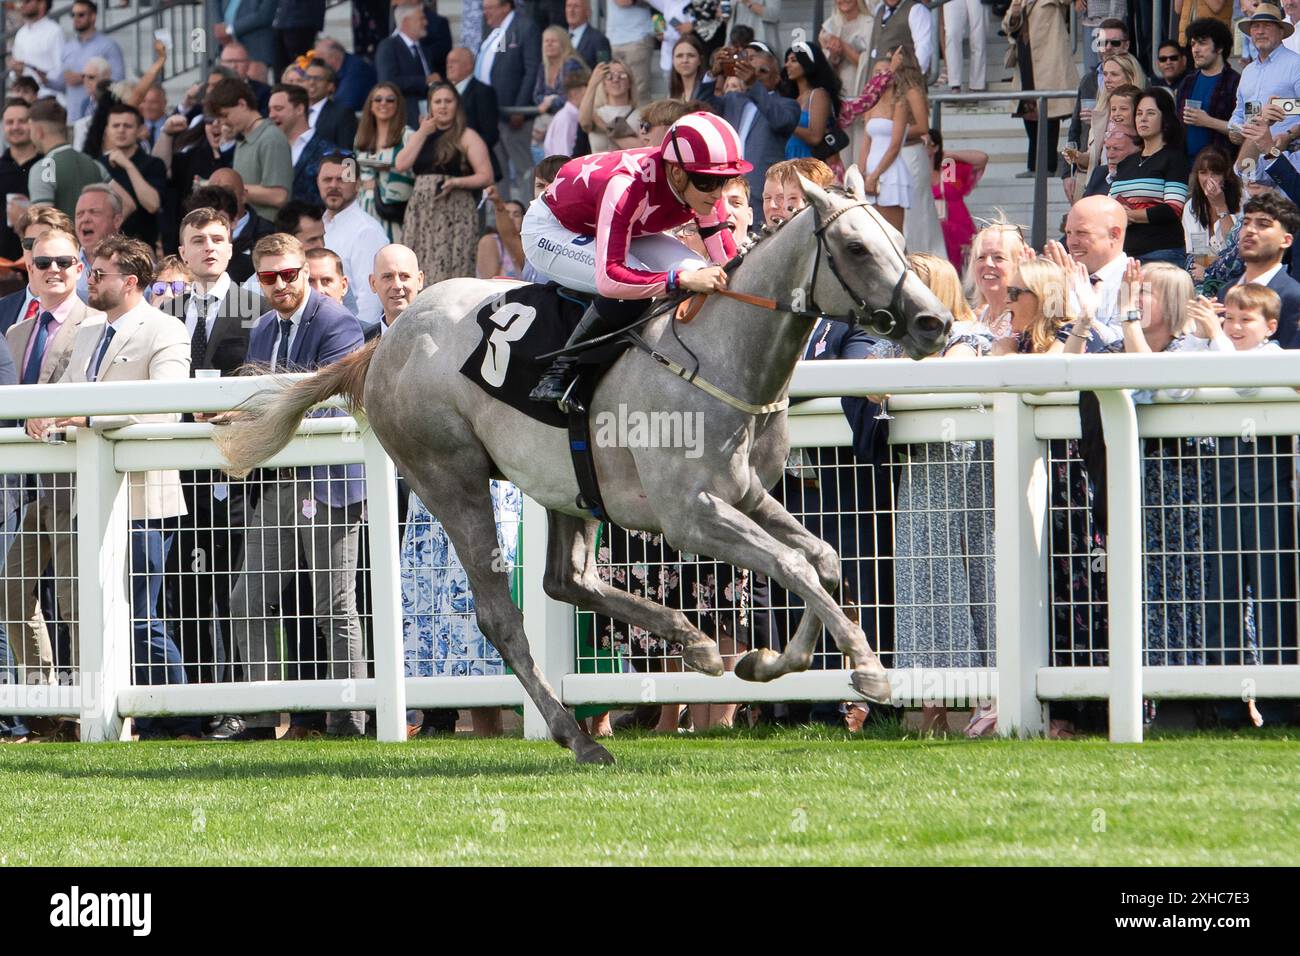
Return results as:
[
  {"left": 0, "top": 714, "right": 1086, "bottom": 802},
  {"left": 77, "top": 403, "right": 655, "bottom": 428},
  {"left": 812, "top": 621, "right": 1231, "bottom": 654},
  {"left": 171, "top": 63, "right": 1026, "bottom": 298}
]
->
[{"left": 558, "top": 377, "right": 585, "bottom": 415}]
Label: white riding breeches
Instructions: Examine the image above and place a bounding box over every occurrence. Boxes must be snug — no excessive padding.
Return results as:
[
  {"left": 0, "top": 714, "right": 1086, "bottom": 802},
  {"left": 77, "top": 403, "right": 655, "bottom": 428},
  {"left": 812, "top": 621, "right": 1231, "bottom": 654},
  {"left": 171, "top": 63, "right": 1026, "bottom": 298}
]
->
[{"left": 520, "top": 197, "right": 706, "bottom": 296}]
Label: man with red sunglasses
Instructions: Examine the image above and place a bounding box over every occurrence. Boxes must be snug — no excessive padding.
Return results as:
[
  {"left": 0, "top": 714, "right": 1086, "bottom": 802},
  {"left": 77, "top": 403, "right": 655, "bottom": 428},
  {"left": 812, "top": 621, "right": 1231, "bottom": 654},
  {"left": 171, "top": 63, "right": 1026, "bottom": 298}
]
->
[{"left": 524, "top": 110, "right": 752, "bottom": 407}]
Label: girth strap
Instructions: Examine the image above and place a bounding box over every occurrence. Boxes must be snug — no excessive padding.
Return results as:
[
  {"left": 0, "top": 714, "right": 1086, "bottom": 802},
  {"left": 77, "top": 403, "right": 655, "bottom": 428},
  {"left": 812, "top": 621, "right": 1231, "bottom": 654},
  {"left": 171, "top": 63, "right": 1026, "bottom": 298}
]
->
[{"left": 626, "top": 333, "right": 789, "bottom": 417}]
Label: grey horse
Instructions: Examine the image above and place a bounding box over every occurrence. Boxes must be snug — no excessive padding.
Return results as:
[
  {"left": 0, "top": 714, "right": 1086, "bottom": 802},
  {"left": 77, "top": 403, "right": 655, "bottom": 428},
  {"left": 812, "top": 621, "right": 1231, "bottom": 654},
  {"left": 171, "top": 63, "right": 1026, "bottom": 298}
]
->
[{"left": 212, "top": 170, "right": 952, "bottom": 764}]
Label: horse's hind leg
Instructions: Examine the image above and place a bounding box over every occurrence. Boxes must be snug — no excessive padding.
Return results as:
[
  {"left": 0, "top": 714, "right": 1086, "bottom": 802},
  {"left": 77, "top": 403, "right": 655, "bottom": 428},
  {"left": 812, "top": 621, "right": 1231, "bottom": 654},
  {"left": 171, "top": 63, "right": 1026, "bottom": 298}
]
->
[
  {"left": 734, "top": 492, "right": 874, "bottom": 683},
  {"left": 407, "top": 471, "right": 613, "bottom": 765},
  {"left": 542, "top": 511, "right": 723, "bottom": 677}
]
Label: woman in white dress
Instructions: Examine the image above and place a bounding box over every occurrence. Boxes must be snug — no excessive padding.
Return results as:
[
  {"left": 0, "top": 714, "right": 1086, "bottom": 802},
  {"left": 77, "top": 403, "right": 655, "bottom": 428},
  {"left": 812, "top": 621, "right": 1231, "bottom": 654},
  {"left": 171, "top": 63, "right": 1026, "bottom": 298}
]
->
[
  {"left": 889, "top": 45, "right": 947, "bottom": 257},
  {"left": 858, "top": 60, "right": 911, "bottom": 231}
]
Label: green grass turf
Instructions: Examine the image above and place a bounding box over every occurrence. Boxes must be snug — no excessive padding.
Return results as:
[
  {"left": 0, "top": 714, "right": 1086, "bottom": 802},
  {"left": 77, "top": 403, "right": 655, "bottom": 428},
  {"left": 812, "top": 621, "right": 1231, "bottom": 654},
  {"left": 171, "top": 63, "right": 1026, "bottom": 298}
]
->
[{"left": 0, "top": 725, "right": 1296, "bottom": 866}]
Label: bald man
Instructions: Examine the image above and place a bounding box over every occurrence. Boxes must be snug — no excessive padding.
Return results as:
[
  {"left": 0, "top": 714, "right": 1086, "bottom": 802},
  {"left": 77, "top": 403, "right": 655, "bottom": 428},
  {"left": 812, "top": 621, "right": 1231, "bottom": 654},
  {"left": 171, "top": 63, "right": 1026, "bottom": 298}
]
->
[
  {"left": 208, "top": 167, "right": 276, "bottom": 283},
  {"left": 367, "top": 244, "right": 425, "bottom": 340},
  {"left": 1064, "top": 195, "right": 1130, "bottom": 342},
  {"left": 446, "top": 48, "right": 501, "bottom": 164}
]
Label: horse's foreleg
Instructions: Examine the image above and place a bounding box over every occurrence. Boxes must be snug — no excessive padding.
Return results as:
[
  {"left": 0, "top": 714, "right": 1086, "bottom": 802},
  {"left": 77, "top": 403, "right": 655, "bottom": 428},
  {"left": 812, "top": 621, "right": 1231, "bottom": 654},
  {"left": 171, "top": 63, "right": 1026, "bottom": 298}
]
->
[
  {"left": 414, "top": 479, "right": 613, "bottom": 765},
  {"left": 662, "top": 493, "right": 890, "bottom": 704},
  {"left": 543, "top": 511, "right": 723, "bottom": 676},
  {"left": 734, "top": 492, "right": 848, "bottom": 683}
]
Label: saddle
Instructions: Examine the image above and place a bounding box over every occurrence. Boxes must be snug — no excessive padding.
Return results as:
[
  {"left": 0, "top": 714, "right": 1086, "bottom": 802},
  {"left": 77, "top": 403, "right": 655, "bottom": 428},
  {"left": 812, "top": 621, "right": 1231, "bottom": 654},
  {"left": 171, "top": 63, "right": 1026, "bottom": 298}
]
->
[{"left": 459, "top": 282, "right": 644, "bottom": 518}]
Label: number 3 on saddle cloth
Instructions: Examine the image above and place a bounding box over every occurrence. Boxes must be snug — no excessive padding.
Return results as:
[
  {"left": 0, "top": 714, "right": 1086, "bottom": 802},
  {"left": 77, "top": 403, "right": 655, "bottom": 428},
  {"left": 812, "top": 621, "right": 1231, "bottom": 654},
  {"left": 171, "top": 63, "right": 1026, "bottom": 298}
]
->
[{"left": 459, "top": 282, "right": 641, "bottom": 517}]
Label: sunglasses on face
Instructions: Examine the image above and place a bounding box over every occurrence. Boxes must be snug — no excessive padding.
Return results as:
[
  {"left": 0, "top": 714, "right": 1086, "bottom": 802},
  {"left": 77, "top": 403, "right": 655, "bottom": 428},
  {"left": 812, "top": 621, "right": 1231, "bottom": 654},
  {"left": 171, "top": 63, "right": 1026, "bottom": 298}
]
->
[
  {"left": 257, "top": 267, "right": 304, "bottom": 285},
  {"left": 88, "top": 269, "right": 127, "bottom": 283},
  {"left": 1102, "top": 38, "right": 1125, "bottom": 48},
  {"left": 1158, "top": 54, "right": 1183, "bottom": 63},
  {"left": 685, "top": 170, "right": 728, "bottom": 193},
  {"left": 33, "top": 255, "right": 77, "bottom": 271},
  {"left": 372, "top": 95, "right": 397, "bottom": 104},
  {"left": 1005, "top": 285, "right": 1031, "bottom": 302},
  {"left": 151, "top": 279, "right": 187, "bottom": 297}
]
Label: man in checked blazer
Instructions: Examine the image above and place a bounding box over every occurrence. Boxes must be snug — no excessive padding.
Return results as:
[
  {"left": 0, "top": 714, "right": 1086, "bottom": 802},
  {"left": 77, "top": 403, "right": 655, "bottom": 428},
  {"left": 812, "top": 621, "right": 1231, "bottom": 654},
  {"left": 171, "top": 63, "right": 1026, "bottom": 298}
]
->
[
  {"left": 1, "top": 228, "right": 103, "bottom": 691},
  {"left": 49, "top": 235, "right": 199, "bottom": 737}
]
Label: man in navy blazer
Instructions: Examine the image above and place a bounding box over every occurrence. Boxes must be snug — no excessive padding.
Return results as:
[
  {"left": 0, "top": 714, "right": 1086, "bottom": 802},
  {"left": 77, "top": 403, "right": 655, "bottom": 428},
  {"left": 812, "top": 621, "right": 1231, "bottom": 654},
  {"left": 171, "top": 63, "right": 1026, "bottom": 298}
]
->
[
  {"left": 720, "top": 56, "right": 801, "bottom": 225},
  {"left": 566, "top": 0, "right": 611, "bottom": 67},
  {"left": 211, "top": 232, "right": 369, "bottom": 740},
  {"left": 1215, "top": 191, "right": 1300, "bottom": 348},
  {"left": 376, "top": 4, "right": 443, "bottom": 128},
  {"left": 214, "top": 0, "right": 278, "bottom": 71},
  {"left": 418, "top": 3, "right": 453, "bottom": 81},
  {"left": 477, "top": 0, "right": 541, "bottom": 199}
]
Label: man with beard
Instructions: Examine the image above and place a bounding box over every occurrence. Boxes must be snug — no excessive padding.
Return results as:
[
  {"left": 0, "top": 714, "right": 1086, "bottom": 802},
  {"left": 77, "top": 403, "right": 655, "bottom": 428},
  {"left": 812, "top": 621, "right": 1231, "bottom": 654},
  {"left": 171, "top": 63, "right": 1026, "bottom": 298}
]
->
[
  {"left": 318, "top": 153, "right": 387, "bottom": 330},
  {"left": 53, "top": 234, "right": 197, "bottom": 738},
  {"left": 1217, "top": 192, "right": 1300, "bottom": 344},
  {"left": 208, "top": 231, "right": 367, "bottom": 740}
]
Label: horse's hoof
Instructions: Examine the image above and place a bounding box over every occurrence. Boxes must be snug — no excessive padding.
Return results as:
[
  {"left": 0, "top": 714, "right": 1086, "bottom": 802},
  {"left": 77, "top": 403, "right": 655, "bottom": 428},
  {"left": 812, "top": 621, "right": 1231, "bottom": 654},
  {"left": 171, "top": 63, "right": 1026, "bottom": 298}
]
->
[
  {"left": 852, "top": 668, "right": 892, "bottom": 705},
  {"left": 734, "top": 648, "right": 781, "bottom": 683},
  {"left": 575, "top": 738, "right": 615, "bottom": 765},
  {"left": 681, "top": 641, "right": 724, "bottom": 677}
]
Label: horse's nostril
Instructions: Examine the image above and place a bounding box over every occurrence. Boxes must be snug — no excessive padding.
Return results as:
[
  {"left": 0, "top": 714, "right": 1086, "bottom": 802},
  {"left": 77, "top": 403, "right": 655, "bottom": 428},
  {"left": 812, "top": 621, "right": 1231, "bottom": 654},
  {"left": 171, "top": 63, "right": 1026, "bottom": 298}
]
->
[{"left": 915, "top": 314, "right": 946, "bottom": 337}]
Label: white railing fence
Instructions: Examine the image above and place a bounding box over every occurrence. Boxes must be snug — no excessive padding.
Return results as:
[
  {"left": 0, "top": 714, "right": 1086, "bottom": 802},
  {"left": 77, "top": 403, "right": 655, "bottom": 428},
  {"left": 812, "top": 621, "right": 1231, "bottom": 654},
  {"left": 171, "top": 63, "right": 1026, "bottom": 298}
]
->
[{"left": 2, "top": 353, "right": 1299, "bottom": 744}]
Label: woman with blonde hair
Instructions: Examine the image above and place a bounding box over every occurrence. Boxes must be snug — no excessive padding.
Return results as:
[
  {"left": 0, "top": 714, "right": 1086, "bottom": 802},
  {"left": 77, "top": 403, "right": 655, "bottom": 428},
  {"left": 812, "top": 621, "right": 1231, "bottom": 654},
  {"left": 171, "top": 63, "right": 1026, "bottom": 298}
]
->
[
  {"left": 1063, "top": 52, "right": 1145, "bottom": 196},
  {"left": 579, "top": 58, "right": 640, "bottom": 153},
  {"left": 533, "top": 25, "right": 588, "bottom": 155},
  {"left": 857, "top": 59, "right": 911, "bottom": 230},
  {"left": 991, "top": 257, "right": 1076, "bottom": 355},
  {"left": 355, "top": 82, "right": 416, "bottom": 242},
  {"left": 964, "top": 219, "right": 1028, "bottom": 335},
  {"left": 871, "top": 252, "right": 997, "bottom": 736}
]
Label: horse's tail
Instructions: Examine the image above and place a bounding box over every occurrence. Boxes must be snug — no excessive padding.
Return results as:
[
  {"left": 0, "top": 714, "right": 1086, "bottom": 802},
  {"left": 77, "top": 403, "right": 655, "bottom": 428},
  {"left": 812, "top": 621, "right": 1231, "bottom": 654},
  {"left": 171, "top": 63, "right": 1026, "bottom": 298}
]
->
[{"left": 214, "top": 340, "right": 379, "bottom": 478}]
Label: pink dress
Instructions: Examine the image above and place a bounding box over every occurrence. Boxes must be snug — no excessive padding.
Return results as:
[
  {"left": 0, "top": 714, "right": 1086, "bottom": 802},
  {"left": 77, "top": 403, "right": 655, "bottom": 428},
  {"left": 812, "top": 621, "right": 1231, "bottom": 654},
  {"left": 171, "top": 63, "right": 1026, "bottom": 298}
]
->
[{"left": 932, "top": 159, "right": 981, "bottom": 271}]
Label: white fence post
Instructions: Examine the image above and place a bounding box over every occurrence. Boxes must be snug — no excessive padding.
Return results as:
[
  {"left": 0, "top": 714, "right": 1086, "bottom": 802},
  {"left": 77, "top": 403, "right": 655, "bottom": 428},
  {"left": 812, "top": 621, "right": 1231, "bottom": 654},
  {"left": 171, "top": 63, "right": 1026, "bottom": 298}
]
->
[
  {"left": 992, "top": 393, "right": 1049, "bottom": 737},
  {"left": 1096, "top": 389, "right": 1144, "bottom": 743},
  {"left": 76, "top": 428, "right": 131, "bottom": 742},
  {"left": 362, "top": 428, "right": 407, "bottom": 742},
  {"left": 520, "top": 494, "right": 575, "bottom": 740}
]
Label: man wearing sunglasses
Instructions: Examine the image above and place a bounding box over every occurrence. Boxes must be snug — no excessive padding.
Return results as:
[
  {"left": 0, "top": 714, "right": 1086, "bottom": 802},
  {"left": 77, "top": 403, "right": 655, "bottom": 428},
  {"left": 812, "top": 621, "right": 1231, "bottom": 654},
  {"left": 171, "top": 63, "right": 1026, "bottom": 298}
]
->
[
  {"left": 2, "top": 228, "right": 104, "bottom": 700},
  {"left": 48, "top": 235, "right": 198, "bottom": 739},
  {"left": 524, "top": 111, "right": 751, "bottom": 409},
  {"left": 209, "top": 231, "right": 367, "bottom": 741},
  {"left": 0, "top": 205, "right": 71, "bottom": 339}
]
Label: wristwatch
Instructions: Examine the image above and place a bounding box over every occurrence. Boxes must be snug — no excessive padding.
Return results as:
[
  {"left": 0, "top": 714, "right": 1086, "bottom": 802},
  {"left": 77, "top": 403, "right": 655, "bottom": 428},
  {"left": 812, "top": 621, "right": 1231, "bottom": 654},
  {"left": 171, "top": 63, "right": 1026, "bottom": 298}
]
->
[
  {"left": 1123, "top": 308, "right": 1142, "bottom": 323},
  {"left": 1267, "top": 145, "right": 1283, "bottom": 159}
]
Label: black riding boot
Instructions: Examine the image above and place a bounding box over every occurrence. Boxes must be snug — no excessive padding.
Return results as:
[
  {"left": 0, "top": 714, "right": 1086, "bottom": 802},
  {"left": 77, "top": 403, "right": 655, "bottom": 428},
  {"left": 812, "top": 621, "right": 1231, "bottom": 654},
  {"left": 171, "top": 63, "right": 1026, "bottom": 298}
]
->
[{"left": 529, "top": 297, "right": 639, "bottom": 407}]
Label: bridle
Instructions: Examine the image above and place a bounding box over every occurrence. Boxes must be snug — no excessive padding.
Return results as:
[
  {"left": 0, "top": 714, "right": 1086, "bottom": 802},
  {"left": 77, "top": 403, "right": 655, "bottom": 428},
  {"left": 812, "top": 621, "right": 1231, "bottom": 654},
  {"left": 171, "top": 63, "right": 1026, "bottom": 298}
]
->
[{"left": 676, "top": 197, "right": 912, "bottom": 336}]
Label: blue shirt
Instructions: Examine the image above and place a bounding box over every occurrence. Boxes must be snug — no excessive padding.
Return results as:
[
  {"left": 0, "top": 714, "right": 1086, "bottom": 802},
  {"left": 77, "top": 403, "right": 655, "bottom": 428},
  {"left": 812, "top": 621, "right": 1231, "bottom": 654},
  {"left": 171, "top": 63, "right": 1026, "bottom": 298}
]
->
[
  {"left": 1230, "top": 44, "right": 1300, "bottom": 136},
  {"left": 1185, "top": 71, "right": 1220, "bottom": 158},
  {"left": 52, "top": 31, "right": 126, "bottom": 123}
]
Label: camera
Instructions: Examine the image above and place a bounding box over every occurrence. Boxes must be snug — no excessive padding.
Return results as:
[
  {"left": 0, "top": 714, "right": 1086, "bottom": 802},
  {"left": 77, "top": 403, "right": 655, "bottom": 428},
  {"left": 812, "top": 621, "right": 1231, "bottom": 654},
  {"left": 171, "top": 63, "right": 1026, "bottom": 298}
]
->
[{"left": 715, "top": 47, "right": 744, "bottom": 78}]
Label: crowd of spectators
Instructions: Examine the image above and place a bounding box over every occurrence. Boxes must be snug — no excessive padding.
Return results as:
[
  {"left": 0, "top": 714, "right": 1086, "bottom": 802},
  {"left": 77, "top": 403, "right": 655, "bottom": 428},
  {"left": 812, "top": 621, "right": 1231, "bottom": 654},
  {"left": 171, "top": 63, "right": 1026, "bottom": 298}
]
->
[{"left": 0, "top": 1, "right": 1296, "bottom": 742}]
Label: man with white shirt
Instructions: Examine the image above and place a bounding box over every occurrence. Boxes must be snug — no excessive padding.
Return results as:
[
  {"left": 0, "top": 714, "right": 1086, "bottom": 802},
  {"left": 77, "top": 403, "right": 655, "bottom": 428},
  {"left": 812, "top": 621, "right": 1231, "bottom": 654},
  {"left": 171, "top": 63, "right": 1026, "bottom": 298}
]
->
[
  {"left": 166, "top": 207, "right": 257, "bottom": 697},
  {"left": 8, "top": 0, "right": 64, "bottom": 100},
  {"left": 302, "top": 58, "right": 358, "bottom": 149},
  {"left": 318, "top": 153, "right": 387, "bottom": 330},
  {"left": 1063, "top": 195, "right": 1130, "bottom": 344},
  {"left": 565, "top": 0, "right": 610, "bottom": 68},
  {"left": 870, "top": 0, "right": 933, "bottom": 74},
  {"left": 477, "top": 0, "right": 541, "bottom": 200},
  {"left": 49, "top": 1, "right": 125, "bottom": 123},
  {"left": 268, "top": 83, "right": 336, "bottom": 205},
  {"left": 306, "top": 247, "right": 350, "bottom": 305},
  {"left": 376, "top": 4, "right": 443, "bottom": 128},
  {"left": 445, "top": 47, "right": 501, "bottom": 167},
  {"left": 54, "top": 234, "right": 198, "bottom": 737},
  {"left": 367, "top": 243, "right": 424, "bottom": 340},
  {"left": 1216, "top": 192, "right": 1300, "bottom": 346},
  {"left": 607, "top": 0, "right": 655, "bottom": 101}
]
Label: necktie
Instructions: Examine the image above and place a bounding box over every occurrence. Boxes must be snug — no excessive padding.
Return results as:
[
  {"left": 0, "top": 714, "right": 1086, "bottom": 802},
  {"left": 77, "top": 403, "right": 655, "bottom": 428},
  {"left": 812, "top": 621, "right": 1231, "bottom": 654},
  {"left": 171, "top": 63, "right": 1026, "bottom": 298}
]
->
[
  {"left": 90, "top": 325, "right": 115, "bottom": 381},
  {"left": 191, "top": 294, "right": 212, "bottom": 373},
  {"left": 410, "top": 41, "right": 430, "bottom": 76},
  {"left": 1089, "top": 273, "right": 1101, "bottom": 286},
  {"left": 22, "top": 309, "right": 54, "bottom": 385},
  {"left": 276, "top": 318, "right": 292, "bottom": 371}
]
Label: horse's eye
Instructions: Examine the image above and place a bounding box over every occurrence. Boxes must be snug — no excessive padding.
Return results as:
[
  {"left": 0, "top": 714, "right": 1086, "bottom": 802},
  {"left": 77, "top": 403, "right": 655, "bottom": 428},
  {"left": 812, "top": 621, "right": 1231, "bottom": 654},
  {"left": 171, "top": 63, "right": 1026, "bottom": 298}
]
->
[{"left": 847, "top": 241, "right": 867, "bottom": 256}]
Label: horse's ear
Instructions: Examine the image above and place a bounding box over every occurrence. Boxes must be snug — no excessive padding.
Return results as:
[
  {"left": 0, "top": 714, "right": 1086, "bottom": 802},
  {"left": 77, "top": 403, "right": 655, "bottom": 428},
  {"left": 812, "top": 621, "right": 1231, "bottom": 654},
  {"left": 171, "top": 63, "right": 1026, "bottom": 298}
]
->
[
  {"left": 843, "top": 165, "right": 867, "bottom": 201},
  {"left": 797, "top": 173, "right": 833, "bottom": 211}
]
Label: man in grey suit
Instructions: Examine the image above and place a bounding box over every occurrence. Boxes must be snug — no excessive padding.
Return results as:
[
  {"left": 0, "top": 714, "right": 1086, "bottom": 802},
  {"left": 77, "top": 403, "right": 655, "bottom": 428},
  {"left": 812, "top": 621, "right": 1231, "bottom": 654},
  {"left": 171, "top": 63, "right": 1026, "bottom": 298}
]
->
[
  {"left": 719, "top": 51, "right": 801, "bottom": 226},
  {"left": 477, "top": 0, "right": 541, "bottom": 200}
]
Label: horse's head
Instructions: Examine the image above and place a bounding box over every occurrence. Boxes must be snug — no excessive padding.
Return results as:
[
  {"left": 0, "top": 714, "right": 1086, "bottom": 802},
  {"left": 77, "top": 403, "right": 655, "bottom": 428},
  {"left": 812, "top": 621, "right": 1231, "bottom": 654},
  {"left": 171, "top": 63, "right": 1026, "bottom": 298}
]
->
[{"left": 797, "top": 168, "right": 951, "bottom": 360}]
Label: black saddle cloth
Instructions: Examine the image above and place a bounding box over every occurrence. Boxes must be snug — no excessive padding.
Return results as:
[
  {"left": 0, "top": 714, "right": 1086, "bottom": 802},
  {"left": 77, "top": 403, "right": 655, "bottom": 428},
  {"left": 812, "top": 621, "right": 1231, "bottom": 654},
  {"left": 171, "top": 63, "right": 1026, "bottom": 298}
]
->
[{"left": 459, "top": 281, "right": 632, "bottom": 429}]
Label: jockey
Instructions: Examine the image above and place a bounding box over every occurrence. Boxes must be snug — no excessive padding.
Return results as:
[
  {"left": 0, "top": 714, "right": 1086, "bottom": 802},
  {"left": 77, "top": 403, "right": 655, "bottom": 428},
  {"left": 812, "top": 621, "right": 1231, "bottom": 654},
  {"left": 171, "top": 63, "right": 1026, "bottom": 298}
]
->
[{"left": 522, "top": 111, "right": 753, "bottom": 407}]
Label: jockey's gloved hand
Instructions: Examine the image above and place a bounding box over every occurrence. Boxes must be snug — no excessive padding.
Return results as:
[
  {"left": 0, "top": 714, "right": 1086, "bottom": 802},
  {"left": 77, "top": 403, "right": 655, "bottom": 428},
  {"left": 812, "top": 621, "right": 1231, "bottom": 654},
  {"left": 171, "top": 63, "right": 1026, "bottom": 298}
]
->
[{"left": 679, "top": 266, "right": 728, "bottom": 294}]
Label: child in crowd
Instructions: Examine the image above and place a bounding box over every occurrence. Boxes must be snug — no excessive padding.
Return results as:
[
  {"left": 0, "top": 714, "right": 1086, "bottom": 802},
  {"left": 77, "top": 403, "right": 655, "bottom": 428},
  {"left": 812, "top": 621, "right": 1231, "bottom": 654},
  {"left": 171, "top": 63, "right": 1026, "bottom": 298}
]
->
[{"left": 542, "top": 69, "right": 592, "bottom": 158}]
